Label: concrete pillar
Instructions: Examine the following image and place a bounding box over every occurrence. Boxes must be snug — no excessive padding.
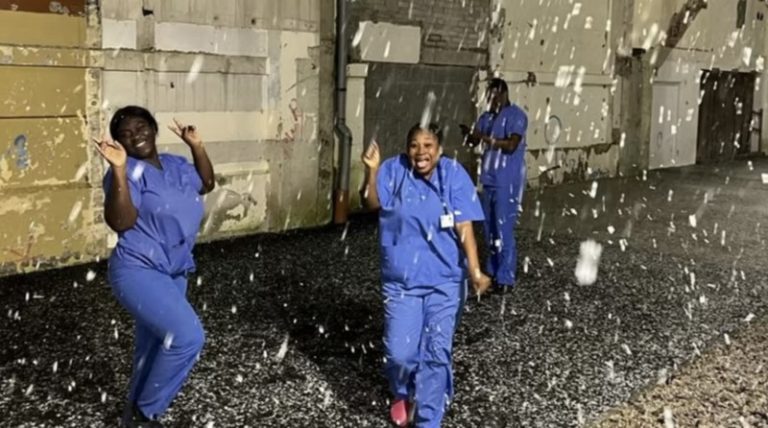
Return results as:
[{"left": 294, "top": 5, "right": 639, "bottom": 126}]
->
[
  {"left": 316, "top": 0, "right": 336, "bottom": 222},
  {"left": 345, "top": 63, "right": 368, "bottom": 210},
  {"left": 618, "top": 50, "right": 653, "bottom": 176}
]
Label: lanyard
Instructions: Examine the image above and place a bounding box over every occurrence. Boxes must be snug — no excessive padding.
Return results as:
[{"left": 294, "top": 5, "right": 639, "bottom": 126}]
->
[{"left": 393, "top": 157, "right": 450, "bottom": 215}]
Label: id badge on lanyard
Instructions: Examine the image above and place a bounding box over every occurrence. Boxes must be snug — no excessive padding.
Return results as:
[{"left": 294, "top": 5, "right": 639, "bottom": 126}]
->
[
  {"left": 440, "top": 212, "right": 454, "bottom": 229},
  {"left": 436, "top": 164, "right": 454, "bottom": 230}
]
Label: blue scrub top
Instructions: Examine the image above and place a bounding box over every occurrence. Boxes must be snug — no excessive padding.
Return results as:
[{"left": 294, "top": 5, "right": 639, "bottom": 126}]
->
[
  {"left": 377, "top": 155, "right": 485, "bottom": 288},
  {"left": 103, "top": 153, "right": 205, "bottom": 276},
  {"left": 476, "top": 104, "right": 528, "bottom": 190}
]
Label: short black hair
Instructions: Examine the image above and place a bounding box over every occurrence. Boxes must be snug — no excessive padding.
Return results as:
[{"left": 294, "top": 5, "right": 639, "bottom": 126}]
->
[
  {"left": 109, "top": 106, "right": 159, "bottom": 141},
  {"left": 488, "top": 77, "right": 509, "bottom": 93},
  {"left": 406, "top": 122, "right": 443, "bottom": 147}
]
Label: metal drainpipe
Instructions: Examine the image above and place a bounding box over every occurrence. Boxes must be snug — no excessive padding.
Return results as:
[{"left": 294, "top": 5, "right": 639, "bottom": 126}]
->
[{"left": 333, "top": 0, "right": 353, "bottom": 225}]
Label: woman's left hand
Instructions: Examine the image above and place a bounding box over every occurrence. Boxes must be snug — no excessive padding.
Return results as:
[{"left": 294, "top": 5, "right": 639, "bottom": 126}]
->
[{"left": 168, "top": 118, "right": 203, "bottom": 149}]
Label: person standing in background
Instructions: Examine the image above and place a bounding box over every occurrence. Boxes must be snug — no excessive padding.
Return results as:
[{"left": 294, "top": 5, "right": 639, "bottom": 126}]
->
[{"left": 462, "top": 78, "right": 528, "bottom": 292}]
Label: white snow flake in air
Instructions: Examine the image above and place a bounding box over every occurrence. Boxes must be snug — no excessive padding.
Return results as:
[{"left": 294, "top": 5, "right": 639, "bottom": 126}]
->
[
  {"left": 621, "top": 344, "right": 632, "bottom": 355},
  {"left": 74, "top": 162, "right": 88, "bottom": 181},
  {"left": 607, "top": 225, "right": 615, "bottom": 234},
  {"left": 85, "top": 270, "right": 96, "bottom": 282},
  {"left": 575, "top": 239, "right": 602, "bottom": 286},
  {"left": 588, "top": 181, "right": 598, "bottom": 199},
  {"left": 688, "top": 214, "right": 697, "bottom": 228},
  {"left": 724, "top": 333, "right": 731, "bottom": 346},
  {"left": 186, "top": 55, "right": 204, "bottom": 84},
  {"left": 68, "top": 200, "right": 83, "bottom": 224},
  {"left": 420, "top": 91, "right": 437, "bottom": 128},
  {"left": 352, "top": 23, "right": 364, "bottom": 47},
  {"left": 742, "top": 47, "right": 753, "bottom": 67},
  {"left": 276, "top": 334, "right": 290, "bottom": 362},
  {"left": 163, "top": 333, "right": 174, "bottom": 350},
  {"left": 235, "top": 374, "right": 244, "bottom": 383},
  {"left": 130, "top": 163, "right": 145, "bottom": 181},
  {"left": 744, "top": 313, "right": 756, "bottom": 323},
  {"left": 564, "top": 320, "right": 573, "bottom": 329},
  {"left": 231, "top": 305, "right": 237, "bottom": 314},
  {"left": 663, "top": 407, "right": 675, "bottom": 428}
]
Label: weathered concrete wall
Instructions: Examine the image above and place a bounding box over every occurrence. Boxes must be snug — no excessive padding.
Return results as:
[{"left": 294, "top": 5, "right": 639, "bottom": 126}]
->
[
  {"left": 0, "top": 0, "right": 335, "bottom": 277},
  {"left": 100, "top": 0, "right": 329, "bottom": 243},
  {"left": 348, "top": 0, "right": 489, "bottom": 67},
  {"left": 489, "top": 0, "right": 618, "bottom": 185},
  {"left": 634, "top": 0, "right": 767, "bottom": 168}
]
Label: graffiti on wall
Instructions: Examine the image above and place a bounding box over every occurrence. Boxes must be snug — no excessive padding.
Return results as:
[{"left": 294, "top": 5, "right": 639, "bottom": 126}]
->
[{"left": 277, "top": 98, "right": 304, "bottom": 144}]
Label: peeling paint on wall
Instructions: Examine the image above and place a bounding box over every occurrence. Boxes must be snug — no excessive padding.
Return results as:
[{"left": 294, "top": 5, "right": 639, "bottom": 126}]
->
[{"left": 13, "top": 134, "right": 29, "bottom": 170}]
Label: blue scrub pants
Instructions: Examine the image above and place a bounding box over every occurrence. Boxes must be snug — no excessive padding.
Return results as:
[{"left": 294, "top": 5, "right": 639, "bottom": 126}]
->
[
  {"left": 481, "top": 185, "right": 520, "bottom": 286},
  {"left": 109, "top": 265, "right": 205, "bottom": 420},
  {"left": 383, "top": 281, "right": 463, "bottom": 428}
]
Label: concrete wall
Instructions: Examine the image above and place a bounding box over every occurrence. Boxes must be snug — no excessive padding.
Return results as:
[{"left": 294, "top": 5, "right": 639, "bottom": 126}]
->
[
  {"left": 0, "top": 0, "right": 336, "bottom": 276},
  {"left": 633, "top": 0, "right": 768, "bottom": 168},
  {"left": 489, "top": 0, "right": 619, "bottom": 185},
  {"left": 348, "top": 0, "right": 489, "bottom": 67}
]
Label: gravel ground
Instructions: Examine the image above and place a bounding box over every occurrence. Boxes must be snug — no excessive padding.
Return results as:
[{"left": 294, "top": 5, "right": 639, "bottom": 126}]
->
[{"left": 2, "top": 159, "right": 768, "bottom": 427}]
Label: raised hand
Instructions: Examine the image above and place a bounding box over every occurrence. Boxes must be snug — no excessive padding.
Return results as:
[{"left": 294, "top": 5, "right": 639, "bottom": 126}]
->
[
  {"left": 168, "top": 118, "right": 203, "bottom": 148},
  {"left": 92, "top": 136, "right": 127, "bottom": 168},
  {"left": 362, "top": 140, "right": 381, "bottom": 170}
]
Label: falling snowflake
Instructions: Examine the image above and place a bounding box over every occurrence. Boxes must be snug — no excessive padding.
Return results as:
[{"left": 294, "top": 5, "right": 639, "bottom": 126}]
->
[{"left": 575, "top": 239, "right": 602, "bottom": 286}]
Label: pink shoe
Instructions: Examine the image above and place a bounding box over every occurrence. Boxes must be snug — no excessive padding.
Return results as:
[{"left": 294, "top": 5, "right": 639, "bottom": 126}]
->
[{"left": 390, "top": 398, "right": 408, "bottom": 427}]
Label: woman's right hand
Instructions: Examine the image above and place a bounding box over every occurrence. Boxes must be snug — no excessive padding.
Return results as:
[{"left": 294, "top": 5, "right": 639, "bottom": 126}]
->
[
  {"left": 362, "top": 141, "right": 381, "bottom": 170},
  {"left": 92, "top": 136, "right": 127, "bottom": 168},
  {"left": 471, "top": 272, "right": 492, "bottom": 296}
]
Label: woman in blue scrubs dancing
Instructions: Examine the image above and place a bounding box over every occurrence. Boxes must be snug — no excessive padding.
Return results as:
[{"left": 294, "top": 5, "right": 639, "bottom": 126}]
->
[
  {"left": 93, "top": 106, "right": 215, "bottom": 428},
  {"left": 361, "top": 123, "right": 491, "bottom": 427}
]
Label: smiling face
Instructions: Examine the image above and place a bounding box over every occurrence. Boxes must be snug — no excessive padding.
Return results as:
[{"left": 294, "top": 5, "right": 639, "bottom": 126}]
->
[
  {"left": 115, "top": 115, "right": 157, "bottom": 159},
  {"left": 407, "top": 128, "right": 441, "bottom": 178}
]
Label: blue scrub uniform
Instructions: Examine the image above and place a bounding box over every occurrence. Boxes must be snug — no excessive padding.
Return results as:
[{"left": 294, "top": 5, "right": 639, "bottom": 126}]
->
[
  {"left": 475, "top": 104, "right": 528, "bottom": 287},
  {"left": 104, "top": 153, "right": 205, "bottom": 420},
  {"left": 377, "top": 155, "right": 484, "bottom": 427}
]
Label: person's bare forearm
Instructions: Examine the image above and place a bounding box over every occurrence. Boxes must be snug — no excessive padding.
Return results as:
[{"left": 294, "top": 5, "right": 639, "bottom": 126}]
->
[
  {"left": 190, "top": 144, "right": 215, "bottom": 194},
  {"left": 361, "top": 167, "right": 380, "bottom": 210},
  {"left": 456, "top": 221, "right": 482, "bottom": 279},
  {"left": 490, "top": 134, "right": 522, "bottom": 153},
  {"left": 104, "top": 166, "right": 138, "bottom": 232}
]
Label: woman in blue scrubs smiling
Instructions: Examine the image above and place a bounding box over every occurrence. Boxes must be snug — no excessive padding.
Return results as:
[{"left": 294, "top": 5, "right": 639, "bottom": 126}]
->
[
  {"left": 361, "top": 123, "right": 491, "bottom": 427},
  {"left": 93, "top": 106, "right": 215, "bottom": 428}
]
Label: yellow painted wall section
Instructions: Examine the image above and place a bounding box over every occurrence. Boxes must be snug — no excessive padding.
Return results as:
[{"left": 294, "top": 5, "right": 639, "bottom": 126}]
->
[
  {"left": 0, "top": 10, "right": 86, "bottom": 48},
  {"left": 0, "top": 45, "right": 88, "bottom": 68},
  {"left": 0, "top": 118, "right": 87, "bottom": 188},
  {"left": 0, "top": 66, "right": 86, "bottom": 118},
  {"left": 0, "top": 9, "right": 95, "bottom": 275},
  {"left": 0, "top": 187, "right": 95, "bottom": 274}
]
